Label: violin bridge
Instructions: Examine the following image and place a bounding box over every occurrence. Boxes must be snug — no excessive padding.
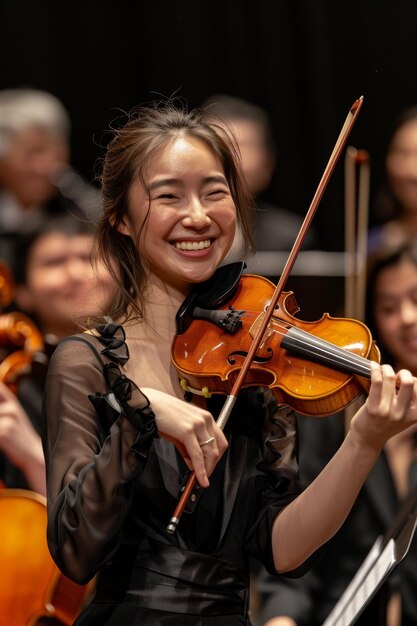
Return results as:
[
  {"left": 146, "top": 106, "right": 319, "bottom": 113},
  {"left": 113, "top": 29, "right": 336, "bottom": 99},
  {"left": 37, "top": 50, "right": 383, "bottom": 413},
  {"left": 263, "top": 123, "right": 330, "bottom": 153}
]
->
[{"left": 249, "top": 311, "right": 275, "bottom": 346}]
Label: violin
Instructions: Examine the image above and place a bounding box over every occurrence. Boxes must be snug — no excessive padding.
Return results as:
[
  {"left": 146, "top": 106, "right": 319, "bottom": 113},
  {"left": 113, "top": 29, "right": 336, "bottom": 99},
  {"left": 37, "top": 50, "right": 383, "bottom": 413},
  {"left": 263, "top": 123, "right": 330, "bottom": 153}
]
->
[{"left": 172, "top": 264, "right": 380, "bottom": 418}]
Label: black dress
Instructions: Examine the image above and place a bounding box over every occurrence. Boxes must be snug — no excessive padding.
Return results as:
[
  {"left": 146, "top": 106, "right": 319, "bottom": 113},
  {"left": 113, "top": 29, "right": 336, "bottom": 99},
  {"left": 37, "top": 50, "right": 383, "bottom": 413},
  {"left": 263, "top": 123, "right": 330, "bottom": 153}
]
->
[{"left": 42, "top": 323, "right": 307, "bottom": 625}]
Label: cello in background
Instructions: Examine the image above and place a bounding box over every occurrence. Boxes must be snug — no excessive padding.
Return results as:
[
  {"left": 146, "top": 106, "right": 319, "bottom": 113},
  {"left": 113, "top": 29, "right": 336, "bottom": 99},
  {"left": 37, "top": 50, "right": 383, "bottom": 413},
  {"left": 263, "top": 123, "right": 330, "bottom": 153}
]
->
[
  {"left": 0, "top": 489, "right": 94, "bottom": 626},
  {"left": 0, "top": 260, "right": 93, "bottom": 625}
]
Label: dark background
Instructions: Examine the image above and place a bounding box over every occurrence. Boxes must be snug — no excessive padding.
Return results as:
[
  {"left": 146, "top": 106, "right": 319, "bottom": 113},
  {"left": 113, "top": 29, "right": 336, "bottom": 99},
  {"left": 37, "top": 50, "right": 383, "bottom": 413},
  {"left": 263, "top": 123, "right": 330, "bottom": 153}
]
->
[{"left": 1, "top": 0, "right": 416, "bottom": 254}]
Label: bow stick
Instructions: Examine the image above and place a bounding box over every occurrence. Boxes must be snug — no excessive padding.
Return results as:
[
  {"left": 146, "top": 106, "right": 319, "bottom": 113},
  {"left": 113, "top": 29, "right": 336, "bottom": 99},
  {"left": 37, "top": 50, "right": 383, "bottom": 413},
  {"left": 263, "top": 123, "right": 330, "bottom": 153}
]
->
[{"left": 166, "top": 96, "right": 364, "bottom": 534}]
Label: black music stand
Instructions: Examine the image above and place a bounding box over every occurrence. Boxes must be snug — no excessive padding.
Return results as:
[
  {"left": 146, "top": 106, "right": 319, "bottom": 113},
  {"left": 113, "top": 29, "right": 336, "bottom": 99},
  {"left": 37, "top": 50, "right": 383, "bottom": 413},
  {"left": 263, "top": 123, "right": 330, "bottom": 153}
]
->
[{"left": 322, "top": 484, "right": 417, "bottom": 626}]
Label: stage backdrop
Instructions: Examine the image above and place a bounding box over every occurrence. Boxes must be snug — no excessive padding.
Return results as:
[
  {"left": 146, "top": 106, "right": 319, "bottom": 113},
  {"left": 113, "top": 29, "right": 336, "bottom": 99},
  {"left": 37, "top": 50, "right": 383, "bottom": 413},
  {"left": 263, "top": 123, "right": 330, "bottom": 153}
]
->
[{"left": 1, "top": 0, "right": 417, "bottom": 253}]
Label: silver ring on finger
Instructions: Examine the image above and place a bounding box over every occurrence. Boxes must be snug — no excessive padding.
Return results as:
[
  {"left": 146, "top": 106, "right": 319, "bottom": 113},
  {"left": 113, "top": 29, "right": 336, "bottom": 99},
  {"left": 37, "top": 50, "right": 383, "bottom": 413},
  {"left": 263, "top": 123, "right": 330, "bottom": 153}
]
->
[{"left": 199, "top": 436, "right": 215, "bottom": 447}]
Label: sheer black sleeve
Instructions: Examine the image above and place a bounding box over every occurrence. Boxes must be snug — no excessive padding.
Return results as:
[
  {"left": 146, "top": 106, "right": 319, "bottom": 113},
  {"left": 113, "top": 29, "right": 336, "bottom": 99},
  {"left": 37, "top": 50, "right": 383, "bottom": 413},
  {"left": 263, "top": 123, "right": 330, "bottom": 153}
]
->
[{"left": 42, "top": 336, "right": 156, "bottom": 584}]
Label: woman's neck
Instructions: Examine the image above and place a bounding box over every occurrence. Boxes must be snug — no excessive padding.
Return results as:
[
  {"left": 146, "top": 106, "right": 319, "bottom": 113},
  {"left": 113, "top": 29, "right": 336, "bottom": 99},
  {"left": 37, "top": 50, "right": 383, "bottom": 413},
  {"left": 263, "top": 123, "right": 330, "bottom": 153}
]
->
[{"left": 125, "top": 275, "right": 190, "bottom": 341}]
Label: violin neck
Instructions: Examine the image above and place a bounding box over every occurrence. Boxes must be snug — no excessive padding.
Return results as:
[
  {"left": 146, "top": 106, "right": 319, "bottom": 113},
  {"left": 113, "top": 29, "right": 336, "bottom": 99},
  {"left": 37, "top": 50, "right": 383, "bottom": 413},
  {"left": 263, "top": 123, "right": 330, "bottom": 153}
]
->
[{"left": 280, "top": 326, "right": 372, "bottom": 379}]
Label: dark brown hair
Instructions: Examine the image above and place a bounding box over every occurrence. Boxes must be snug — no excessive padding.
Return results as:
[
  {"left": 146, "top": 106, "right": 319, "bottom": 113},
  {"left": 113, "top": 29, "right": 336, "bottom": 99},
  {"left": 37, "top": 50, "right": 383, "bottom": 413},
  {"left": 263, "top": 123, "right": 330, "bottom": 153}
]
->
[{"left": 95, "top": 103, "right": 254, "bottom": 322}]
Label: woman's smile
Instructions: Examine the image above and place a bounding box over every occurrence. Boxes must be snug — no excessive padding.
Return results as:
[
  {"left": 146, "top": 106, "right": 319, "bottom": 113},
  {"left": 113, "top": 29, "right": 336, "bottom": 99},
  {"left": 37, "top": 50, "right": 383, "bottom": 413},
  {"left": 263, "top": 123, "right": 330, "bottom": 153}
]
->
[
  {"left": 124, "top": 135, "right": 237, "bottom": 293},
  {"left": 171, "top": 237, "right": 212, "bottom": 252}
]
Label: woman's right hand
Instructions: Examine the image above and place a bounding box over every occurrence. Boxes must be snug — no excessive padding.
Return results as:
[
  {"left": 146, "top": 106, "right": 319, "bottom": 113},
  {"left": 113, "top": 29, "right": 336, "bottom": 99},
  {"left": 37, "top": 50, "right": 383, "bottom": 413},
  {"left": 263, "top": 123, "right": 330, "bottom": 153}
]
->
[{"left": 141, "top": 387, "right": 228, "bottom": 488}]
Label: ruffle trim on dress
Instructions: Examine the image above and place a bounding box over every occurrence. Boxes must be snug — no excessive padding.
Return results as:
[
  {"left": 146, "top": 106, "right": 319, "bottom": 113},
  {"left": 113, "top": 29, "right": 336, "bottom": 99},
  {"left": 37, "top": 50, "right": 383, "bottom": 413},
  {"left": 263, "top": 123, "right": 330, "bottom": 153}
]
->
[
  {"left": 95, "top": 322, "right": 130, "bottom": 364},
  {"left": 88, "top": 321, "right": 158, "bottom": 453}
]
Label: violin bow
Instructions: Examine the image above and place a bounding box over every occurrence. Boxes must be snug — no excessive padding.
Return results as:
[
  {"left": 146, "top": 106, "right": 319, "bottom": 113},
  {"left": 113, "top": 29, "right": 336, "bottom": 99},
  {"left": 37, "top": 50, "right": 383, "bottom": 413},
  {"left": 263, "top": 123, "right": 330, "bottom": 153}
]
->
[{"left": 167, "top": 96, "right": 364, "bottom": 534}]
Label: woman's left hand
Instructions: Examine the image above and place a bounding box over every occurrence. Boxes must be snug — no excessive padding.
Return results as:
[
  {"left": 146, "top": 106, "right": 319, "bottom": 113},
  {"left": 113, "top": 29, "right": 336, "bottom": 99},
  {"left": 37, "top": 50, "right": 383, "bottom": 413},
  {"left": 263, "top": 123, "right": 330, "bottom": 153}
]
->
[{"left": 349, "top": 362, "right": 417, "bottom": 451}]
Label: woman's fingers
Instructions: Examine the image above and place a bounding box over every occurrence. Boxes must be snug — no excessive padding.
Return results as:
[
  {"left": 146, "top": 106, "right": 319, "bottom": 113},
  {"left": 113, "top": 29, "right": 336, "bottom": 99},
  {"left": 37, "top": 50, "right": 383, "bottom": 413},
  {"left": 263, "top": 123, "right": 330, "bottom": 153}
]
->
[
  {"left": 145, "top": 387, "right": 229, "bottom": 488},
  {"left": 185, "top": 438, "right": 212, "bottom": 488},
  {"left": 391, "top": 368, "right": 415, "bottom": 420},
  {"left": 367, "top": 362, "right": 397, "bottom": 417},
  {"left": 182, "top": 420, "right": 227, "bottom": 488},
  {"left": 364, "top": 362, "right": 417, "bottom": 432}
]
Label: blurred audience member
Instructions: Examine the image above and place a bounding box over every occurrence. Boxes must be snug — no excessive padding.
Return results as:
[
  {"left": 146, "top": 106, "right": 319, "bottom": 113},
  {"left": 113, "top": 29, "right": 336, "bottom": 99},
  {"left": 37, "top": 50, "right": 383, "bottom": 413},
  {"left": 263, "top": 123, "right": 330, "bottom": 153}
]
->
[
  {"left": 13, "top": 216, "right": 114, "bottom": 341},
  {"left": 0, "top": 87, "right": 100, "bottom": 267},
  {"left": 202, "top": 94, "right": 317, "bottom": 251},
  {"left": 0, "top": 215, "right": 116, "bottom": 494},
  {"left": 255, "top": 240, "right": 417, "bottom": 626},
  {"left": 369, "top": 107, "right": 417, "bottom": 254}
]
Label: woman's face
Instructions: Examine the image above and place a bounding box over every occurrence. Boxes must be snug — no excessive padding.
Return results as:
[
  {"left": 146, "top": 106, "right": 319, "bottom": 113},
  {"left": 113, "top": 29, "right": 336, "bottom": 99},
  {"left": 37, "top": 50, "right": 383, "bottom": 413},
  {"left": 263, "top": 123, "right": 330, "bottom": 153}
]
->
[
  {"left": 18, "top": 232, "right": 115, "bottom": 336},
  {"left": 386, "top": 119, "right": 417, "bottom": 212},
  {"left": 373, "top": 259, "right": 417, "bottom": 373},
  {"left": 124, "top": 135, "right": 237, "bottom": 294}
]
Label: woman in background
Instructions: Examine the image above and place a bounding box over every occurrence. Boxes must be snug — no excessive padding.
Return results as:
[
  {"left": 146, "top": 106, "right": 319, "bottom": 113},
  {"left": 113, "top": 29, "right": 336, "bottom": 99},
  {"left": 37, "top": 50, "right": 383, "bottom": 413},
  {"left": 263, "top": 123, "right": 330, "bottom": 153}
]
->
[{"left": 256, "top": 239, "right": 417, "bottom": 626}]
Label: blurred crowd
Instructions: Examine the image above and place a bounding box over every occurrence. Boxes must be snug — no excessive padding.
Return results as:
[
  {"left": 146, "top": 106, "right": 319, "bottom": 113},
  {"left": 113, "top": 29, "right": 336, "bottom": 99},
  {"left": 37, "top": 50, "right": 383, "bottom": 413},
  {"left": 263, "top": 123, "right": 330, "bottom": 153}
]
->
[{"left": 1, "top": 87, "right": 417, "bottom": 626}]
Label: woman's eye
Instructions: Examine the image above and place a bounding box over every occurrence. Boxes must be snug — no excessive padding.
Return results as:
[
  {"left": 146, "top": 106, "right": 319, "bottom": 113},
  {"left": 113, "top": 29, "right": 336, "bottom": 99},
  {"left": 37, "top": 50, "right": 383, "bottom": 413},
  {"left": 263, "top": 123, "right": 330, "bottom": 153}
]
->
[
  {"left": 43, "top": 257, "right": 67, "bottom": 268},
  {"left": 157, "top": 193, "right": 177, "bottom": 199},
  {"left": 208, "top": 188, "right": 227, "bottom": 196}
]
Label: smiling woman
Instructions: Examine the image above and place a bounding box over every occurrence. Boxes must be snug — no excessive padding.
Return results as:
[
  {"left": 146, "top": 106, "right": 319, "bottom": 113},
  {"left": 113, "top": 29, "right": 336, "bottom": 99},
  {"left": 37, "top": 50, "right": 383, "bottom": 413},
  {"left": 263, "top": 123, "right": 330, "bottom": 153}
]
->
[
  {"left": 95, "top": 105, "right": 254, "bottom": 323},
  {"left": 366, "top": 239, "right": 417, "bottom": 373},
  {"left": 42, "top": 103, "right": 417, "bottom": 626},
  {"left": 119, "top": 135, "right": 237, "bottom": 292}
]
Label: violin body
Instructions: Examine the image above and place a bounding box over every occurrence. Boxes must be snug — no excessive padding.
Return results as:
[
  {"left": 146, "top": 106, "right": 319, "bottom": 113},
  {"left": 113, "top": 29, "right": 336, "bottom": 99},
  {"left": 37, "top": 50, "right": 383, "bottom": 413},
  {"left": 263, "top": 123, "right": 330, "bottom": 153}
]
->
[
  {"left": 0, "top": 489, "right": 92, "bottom": 625},
  {"left": 172, "top": 273, "right": 380, "bottom": 417}
]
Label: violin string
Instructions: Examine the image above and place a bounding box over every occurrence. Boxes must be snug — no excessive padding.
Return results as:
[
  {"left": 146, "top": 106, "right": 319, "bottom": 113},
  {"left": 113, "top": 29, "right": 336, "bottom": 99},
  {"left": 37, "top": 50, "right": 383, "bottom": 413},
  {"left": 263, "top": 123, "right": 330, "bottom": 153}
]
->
[
  {"left": 272, "top": 321, "right": 373, "bottom": 373},
  {"left": 277, "top": 326, "right": 372, "bottom": 377},
  {"left": 240, "top": 310, "right": 373, "bottom": 377}
]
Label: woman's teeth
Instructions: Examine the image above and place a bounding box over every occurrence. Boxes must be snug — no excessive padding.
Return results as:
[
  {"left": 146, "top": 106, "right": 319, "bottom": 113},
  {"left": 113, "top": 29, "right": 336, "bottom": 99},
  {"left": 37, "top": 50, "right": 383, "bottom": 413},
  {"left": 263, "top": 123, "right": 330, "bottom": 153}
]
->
[{"left": 174, "top": 239, "right": 211, "bottom": 251}]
